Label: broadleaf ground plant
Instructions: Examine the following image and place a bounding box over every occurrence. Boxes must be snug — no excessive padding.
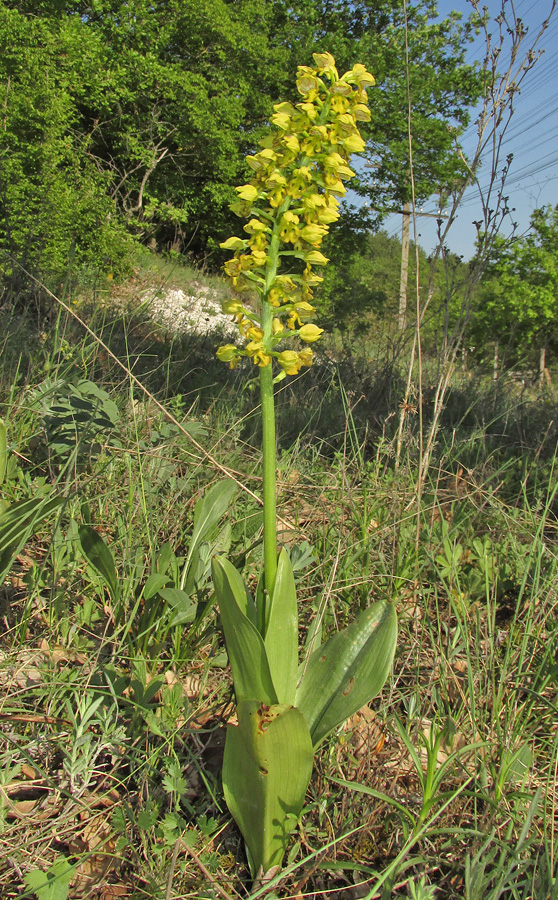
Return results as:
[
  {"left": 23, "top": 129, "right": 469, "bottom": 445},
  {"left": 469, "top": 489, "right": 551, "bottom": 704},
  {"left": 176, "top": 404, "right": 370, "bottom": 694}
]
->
[{"left": 213, "top": 53, "right": 397, "bottom": 881}]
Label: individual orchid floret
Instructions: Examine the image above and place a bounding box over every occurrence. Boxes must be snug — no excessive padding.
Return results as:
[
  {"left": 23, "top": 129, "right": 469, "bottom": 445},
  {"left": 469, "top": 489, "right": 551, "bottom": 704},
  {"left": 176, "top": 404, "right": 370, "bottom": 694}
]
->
[
  {"left": 299, "top": 324, "right": 324, "bottom": 342},
  {"left": 217, "top": 344, "right": 243, "bottom": 369}
]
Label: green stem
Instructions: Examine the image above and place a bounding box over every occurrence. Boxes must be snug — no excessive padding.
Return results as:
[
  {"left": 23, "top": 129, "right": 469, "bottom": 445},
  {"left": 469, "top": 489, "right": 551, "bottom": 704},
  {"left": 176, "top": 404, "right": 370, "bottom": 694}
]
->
[
  {"left": 260, "top": 361, "right": 277, "bottom": 598},
  {"left": 258, "top": 212, "right": 287, "bottom": 601}
]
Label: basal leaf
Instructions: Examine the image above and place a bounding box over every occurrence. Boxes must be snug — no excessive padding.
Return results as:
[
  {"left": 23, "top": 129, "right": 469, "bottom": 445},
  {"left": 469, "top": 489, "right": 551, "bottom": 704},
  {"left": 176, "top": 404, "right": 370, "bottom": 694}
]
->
[
  {"left": 222, "top": 700, "right": 313, "bottom": 878},
  {"left": 0, "top": 418, "right": 6, "bottom": 487},
  {"left": 212, "top": 556, "right": 277, "bottom": 705},
  {"left": 0, "top": 495, "right": 63, "bottom": 583},
  {"left": 78, "top": 524, "right": 120, "bottom": 602},
  {"left": 296, "top": 600, "right": 397, "bottom": 746},
  {"left": 159, "top": 587, "right": 197, "bottom": 625},
  {"left": 264, "top": 549, "right": 298, "bottom": 705},
  {"left": 181, "top": 478, "right": 237, "bottom": 592}
]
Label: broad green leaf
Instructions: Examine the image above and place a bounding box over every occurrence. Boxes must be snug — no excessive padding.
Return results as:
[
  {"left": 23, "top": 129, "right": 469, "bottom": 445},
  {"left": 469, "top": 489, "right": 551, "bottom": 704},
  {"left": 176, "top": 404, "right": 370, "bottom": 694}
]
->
[
  {"left": 78, "top": 524, "right": 120, "bottom": 602},
  {"left": 296, "top": 600, "right": 397, "bottom": 746},
  {"left": 181, "top": 479, "right": 237, "bottom": 592},
  {"left": 0, "top": 419, "right": 6, "bottom": 487},
  {"left": 24, "top": 856, "right": 73, "bottom": 900},
  {"left": 264, "top": 549, "right": 298, "bottom": 705},
  {"left": 159, "top": 587, "right": 197, "bottom": 625},
  {"left": 223, "top": 700, "right": 313, "bottom": 878},
  {"left": 0, "top": 495, "right": 63, "bottom": 583},
  {"left": 143, "top": 572, "right": 171, "bottom": 600},
  {"left": 212, "top": 556, "right": 277, "bottom": 705}
]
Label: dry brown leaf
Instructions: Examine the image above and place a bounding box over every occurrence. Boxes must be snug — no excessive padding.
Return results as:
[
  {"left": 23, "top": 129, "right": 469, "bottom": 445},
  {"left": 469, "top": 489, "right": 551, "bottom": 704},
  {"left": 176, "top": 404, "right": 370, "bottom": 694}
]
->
[{"left": 99, "top": 886, "right": 130, "bottom": 900}]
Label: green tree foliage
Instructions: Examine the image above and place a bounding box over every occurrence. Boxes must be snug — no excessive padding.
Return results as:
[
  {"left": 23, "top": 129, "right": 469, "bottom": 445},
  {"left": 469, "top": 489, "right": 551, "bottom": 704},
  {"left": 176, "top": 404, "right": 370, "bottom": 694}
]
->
[
  {"left": 0, "top": 0, "right": 485, "bottom": 292},
  {"left": 0, "top": 5, "right": 130, "bottom": 294},
  {"left": 471, "top": 206, "right": 558, "bottom": 368}
]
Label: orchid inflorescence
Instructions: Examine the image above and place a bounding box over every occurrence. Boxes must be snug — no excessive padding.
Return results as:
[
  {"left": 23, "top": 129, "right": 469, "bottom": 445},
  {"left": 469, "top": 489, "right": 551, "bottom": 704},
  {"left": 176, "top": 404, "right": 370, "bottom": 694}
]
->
[{"left": 217, "top": 52, "right": 374, "bottom": 380}]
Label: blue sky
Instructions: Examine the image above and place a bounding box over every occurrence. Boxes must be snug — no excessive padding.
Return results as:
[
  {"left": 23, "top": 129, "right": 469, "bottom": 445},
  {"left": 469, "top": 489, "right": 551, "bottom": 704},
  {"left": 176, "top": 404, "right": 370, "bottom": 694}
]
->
[{"left": 381, "top": 0, "right": 558, "bottom": 259}]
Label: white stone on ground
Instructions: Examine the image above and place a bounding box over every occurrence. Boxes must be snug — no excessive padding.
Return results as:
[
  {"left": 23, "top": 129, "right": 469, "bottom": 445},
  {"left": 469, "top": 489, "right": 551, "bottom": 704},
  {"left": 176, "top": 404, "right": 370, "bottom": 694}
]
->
[{"left": 140, "top": 283, "right": 238, "bottom": 340}]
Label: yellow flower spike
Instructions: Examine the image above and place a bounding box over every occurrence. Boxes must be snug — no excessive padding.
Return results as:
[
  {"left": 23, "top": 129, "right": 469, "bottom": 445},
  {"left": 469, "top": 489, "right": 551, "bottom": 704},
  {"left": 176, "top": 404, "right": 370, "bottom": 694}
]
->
[
  {"left": 236, "top": 184, "right": 259, "bottom": 202},
  {"left": 299, "top": 323, "right": 324, "bottom": 343},
  {"left": 220, "top": 54, "right": 373, "bottom": 388}
]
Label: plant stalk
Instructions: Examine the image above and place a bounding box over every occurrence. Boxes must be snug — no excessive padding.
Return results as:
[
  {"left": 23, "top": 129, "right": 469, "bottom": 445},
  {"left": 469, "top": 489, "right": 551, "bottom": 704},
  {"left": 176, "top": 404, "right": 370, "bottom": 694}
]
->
[{"left": 260, "top": 220, "right": 283, "bottom": 601}]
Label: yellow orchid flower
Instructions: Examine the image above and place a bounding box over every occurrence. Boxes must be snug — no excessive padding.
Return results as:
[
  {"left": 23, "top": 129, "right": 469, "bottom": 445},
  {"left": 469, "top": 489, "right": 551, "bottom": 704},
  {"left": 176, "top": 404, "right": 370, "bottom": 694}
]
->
[
  {"left": 279, "top": 211, "right": 301, "bottom": 243},
  {"left": 222, "top": 299, "right": 244, "bottom": 315},
  {"left": 236, "top": 184, "right": 259, "bottom": 203},
  {"left": 299, "top": 223, "right": 328, "bottom": 246},
  {"left": 299, "top": 324, "right": 324, "bottom": 342},
  {"left": 312, "top": 51, "right": 337, "bottom": 78},
  {"left": 292, "top": 300, "right": 317, "bottom": 318},
  {"left": 216, "top": 344, "right": 242, "bottom": 368},
  {"left": 220, "top": 236, "right": 247, "bottom": 250},
  {"left": 304, "top": 250, "right": 329, "bottom": 266},
  {"left": 343, "top": 132, "right": 366, "bottom": 153},
  {"left": 353, "top": 103, "right": 372, "bottom": 122},
  {"left": 224, "top": 258, "right": 243, "bottom": 278},
  {"left": 346, "top": 63, "right": 375, "bottom": 88},
  {"left": 277, "top": 350, "right": 303, "bottom": 375},
  {"left": 271, "top": 101, "right": 297, "bottom": 130}
]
